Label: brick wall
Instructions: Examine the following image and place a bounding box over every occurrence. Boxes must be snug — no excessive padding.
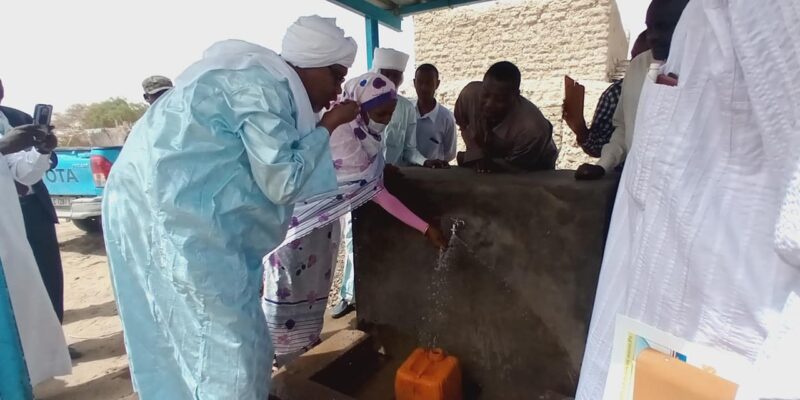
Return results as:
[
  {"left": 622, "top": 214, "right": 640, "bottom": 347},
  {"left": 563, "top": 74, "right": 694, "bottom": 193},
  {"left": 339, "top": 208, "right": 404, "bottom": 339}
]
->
[{"left": 411, "top": 0, "right": 627, "bottom": 169}]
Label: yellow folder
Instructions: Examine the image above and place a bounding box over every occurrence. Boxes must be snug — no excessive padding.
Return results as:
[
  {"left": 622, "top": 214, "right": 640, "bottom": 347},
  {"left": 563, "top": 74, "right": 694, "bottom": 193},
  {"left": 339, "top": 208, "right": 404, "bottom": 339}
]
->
[{"left": 633, "top": 348, "right": 738, "bottom": 400}]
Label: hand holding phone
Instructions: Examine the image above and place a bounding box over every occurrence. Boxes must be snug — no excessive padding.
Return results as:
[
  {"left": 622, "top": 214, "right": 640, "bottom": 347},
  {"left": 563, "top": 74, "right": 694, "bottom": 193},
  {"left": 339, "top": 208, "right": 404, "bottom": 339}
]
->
[
  {"left": 32, "top": 104, "right": 56, "bottom": 153},
  {"left": 35, "top": 132, "right": 58, "bottom": 154},
  {"left": 0, "top": 124, "right": 48, "bottom": 155}
]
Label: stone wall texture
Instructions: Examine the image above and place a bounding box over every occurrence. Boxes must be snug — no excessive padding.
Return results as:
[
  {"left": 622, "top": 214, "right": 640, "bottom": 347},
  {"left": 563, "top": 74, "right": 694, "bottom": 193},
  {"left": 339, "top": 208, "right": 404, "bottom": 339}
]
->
[{"left": 411, "top": 0, "right": 628, "bottom": 169}]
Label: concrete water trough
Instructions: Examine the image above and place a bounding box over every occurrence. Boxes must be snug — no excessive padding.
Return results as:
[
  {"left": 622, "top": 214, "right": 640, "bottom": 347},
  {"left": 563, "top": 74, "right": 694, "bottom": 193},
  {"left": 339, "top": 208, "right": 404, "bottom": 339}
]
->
[{"left": 272, "top": 169, "right": 619, "bottom": 399}]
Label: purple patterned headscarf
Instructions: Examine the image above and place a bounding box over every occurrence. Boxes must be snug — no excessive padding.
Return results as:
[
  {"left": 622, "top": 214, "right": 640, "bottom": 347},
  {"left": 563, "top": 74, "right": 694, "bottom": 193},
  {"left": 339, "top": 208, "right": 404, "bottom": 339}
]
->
[
  {"left": 274, "top": 72, "right": 397, "bottom": 247},
  {"left": 329, "top": 73, "right": 397, "bottom": 182}
]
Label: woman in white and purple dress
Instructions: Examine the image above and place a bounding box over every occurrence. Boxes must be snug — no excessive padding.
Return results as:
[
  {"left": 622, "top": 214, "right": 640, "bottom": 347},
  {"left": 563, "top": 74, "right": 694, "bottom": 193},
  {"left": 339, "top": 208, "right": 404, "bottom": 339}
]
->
[{"left": 262, "top": 72, "right": 446, "bottom": 365}]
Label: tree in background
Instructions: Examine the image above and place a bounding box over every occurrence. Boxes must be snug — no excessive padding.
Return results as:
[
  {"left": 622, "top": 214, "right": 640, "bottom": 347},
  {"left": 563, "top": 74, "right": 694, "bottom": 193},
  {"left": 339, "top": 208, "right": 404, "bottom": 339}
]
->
[
  {"left": 52, "top": 103, "right": 88, "bottom": 129},
  {"left": 53, "top": 98, "right": 147, "bottom": 129}
]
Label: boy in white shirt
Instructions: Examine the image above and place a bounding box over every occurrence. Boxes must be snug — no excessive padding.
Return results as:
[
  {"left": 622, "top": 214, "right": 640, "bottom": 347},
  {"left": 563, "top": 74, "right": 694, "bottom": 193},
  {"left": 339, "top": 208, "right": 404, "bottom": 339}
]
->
[{"left": 414, "top": 64, "right": 456, "bottom": 166}]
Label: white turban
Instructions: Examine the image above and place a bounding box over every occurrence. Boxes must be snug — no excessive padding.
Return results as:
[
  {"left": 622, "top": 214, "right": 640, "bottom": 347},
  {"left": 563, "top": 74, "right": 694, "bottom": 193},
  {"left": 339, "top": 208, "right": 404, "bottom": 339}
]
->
[
  {"left": 372, "top": 48, "right": 409, "bottom": 72},
  {"left": 281, "top": 15, "right": 357, "bottom": 69}
]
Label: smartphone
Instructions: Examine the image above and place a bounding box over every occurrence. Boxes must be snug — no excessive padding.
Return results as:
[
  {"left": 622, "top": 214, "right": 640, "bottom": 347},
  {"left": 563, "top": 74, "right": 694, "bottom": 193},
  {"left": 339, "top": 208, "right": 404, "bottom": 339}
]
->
[{"left": 33, "top": 104, "right": 53, "bottom": 126}]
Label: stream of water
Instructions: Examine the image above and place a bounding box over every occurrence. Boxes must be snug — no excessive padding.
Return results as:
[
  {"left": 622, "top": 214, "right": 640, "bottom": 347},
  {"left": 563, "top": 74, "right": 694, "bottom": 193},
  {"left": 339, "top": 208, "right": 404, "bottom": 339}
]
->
[{"left": 419, "top": 218, "right": 497, "bottom": 348}]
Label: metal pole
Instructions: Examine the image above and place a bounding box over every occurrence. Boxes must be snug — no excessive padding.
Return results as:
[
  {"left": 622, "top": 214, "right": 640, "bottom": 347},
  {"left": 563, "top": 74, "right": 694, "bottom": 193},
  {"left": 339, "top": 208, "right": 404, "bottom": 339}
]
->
[{"left": 365, "top": 16, "right": 380, "bottom": 69}]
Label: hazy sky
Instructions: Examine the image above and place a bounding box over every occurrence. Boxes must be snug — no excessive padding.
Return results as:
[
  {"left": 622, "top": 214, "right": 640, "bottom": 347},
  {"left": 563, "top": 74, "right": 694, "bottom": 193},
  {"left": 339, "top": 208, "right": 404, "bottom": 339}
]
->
[{"left": 0, "top": 0, "right": 648, "bottom": 114}]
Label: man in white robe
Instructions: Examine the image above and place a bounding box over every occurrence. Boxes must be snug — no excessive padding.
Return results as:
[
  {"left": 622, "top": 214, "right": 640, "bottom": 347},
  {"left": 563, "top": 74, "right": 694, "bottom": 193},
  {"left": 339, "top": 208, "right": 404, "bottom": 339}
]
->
[
  {"left": 0, "top": 124, "right": 71, "bottom": 390},
  {"left": 577, "top": 0, "right": 800, "bottom": 399},
  {"left": 574, "top": 0, "right": 686, "bottom": 180},
  {"left": 372, "top": 48, "right": 429, "bottom": 168}
]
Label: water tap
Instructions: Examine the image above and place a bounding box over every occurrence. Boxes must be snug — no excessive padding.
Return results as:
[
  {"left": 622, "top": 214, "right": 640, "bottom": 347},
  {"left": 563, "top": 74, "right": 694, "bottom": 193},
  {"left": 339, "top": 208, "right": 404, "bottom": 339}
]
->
[{"left": 450, "top": 218, "right": 465, "bottom": 236}]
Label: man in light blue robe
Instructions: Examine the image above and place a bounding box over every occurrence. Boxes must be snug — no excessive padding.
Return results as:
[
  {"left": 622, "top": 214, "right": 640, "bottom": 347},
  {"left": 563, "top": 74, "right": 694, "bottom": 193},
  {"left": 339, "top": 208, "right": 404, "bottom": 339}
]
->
[{"left": 101, "top": 16, "right": 359, "bottom": 400}]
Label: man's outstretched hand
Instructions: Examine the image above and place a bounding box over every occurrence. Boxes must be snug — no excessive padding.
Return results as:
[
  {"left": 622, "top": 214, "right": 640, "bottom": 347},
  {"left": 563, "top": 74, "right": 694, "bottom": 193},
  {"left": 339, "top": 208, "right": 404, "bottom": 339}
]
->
[{"left": 575, "top": 163, "right": 605, "bottom": 180}]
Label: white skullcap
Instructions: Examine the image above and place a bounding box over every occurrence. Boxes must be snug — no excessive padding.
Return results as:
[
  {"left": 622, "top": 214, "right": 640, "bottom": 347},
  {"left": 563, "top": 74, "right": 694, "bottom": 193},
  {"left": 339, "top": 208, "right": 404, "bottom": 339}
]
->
[
  {"left": 281, "top": 15, "right": 357, "bottom": 69},
  {"left": 372, "top": 48, "right": 410, "bottom": 72}
]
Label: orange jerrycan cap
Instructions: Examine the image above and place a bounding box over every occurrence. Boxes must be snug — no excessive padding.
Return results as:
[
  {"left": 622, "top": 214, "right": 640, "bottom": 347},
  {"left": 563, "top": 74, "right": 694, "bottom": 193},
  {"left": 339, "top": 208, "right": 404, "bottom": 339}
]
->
[{"left": 428, "top": 348, "right": 446, "bottom": 362}]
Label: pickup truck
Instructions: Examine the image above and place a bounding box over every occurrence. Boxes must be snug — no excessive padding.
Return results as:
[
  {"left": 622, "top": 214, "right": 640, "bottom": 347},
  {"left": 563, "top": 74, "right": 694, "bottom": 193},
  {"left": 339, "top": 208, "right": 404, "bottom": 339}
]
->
[{"left": 43, "top": 147, "right": 121, "bottom": 232}]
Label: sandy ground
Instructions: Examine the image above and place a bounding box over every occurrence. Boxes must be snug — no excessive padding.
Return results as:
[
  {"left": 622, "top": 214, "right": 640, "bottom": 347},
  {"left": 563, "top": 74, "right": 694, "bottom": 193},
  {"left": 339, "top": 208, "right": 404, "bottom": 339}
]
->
[
  {"left": 33, "top": 222, "right": 135, "bottom": 400},
  {"left": 32, "top": 221, "right": 352, "bottom": 400}
]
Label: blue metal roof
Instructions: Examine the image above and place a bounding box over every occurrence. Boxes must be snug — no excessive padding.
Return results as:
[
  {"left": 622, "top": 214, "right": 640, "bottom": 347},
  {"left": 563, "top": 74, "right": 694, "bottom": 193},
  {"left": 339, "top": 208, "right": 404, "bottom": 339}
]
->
[{"left": 328, "top": 0, "right": 488, "bottom": 31}]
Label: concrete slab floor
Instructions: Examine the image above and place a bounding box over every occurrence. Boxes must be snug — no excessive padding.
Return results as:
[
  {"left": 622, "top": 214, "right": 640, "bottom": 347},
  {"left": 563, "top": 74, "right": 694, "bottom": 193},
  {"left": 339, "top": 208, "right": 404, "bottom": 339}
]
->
[
  {"left": 322, "top": 308, "right": 357, "bottom": 341},
  {"left": 273, "top": 311, "right": 406, "bottom": 400},
  {"left": 272, "top": 330, "right": 369, "bottom": 400}
]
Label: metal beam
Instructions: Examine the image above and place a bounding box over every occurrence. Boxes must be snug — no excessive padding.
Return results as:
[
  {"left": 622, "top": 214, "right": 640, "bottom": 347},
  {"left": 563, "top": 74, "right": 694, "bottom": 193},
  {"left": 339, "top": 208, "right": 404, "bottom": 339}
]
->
[
  {"left": 327, "top": 0, "right": 403, "bottom": 31},
  {"left": 365, "top": 17, "right": 380, "bottom": 69},
  {"left": 398, "top": 0, "right": 488, "bottom": 16}
]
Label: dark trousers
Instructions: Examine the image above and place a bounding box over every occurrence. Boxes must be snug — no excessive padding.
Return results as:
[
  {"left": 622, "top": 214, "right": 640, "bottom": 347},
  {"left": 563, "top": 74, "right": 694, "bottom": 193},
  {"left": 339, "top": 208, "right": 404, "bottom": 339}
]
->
[{"left": 19, "top": 196, "right": 64, "bottom": 323}]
